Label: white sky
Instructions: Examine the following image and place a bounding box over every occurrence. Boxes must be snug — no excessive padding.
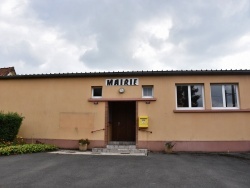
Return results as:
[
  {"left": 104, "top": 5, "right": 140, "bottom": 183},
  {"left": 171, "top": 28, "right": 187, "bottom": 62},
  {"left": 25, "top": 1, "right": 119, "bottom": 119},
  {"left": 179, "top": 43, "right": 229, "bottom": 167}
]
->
[{"left": 0, "top": 0, "right": 250, "bottom": 74}]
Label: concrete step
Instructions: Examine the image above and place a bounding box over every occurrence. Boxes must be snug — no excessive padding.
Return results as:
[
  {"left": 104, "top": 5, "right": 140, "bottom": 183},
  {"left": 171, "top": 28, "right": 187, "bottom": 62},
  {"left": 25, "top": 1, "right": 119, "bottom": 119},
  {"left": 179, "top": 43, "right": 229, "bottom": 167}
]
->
[
  {"left": 107, "top": 145, "right": 136, "bottom": 149},
  {"left": 92, "top": 148, "right": 148, "bottom": 156}
]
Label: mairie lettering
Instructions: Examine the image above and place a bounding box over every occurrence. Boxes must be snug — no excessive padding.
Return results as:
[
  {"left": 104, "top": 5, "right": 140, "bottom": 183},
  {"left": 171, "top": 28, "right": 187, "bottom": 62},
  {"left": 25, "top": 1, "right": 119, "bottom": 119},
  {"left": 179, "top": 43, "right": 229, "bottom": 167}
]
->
[{"left": 106, "top": 78, "right": 139, "bottom": 86}]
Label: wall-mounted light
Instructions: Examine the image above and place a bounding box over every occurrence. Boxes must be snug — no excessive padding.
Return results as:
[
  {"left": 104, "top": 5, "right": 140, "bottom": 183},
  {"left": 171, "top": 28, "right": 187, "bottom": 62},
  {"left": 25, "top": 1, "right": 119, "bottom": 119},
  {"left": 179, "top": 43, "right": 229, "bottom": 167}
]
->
[{"left": 119, "top": 88, "right": 125, "bottom": 94}]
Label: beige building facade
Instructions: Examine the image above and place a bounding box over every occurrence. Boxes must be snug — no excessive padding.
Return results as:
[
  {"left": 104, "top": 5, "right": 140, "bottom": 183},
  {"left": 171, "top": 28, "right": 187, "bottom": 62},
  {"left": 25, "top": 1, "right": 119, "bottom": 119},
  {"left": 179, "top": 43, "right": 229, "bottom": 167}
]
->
[{"left": 0, "top": 70, "right": 250, "bottom": 152}]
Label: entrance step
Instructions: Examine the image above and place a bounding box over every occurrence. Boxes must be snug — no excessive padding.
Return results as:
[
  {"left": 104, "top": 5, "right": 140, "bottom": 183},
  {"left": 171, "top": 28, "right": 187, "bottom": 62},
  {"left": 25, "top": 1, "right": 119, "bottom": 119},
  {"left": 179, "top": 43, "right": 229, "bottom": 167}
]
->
[
  {"left": 107, "top": 145, "right": 136, "bottom": 149},
  {"left": 92, "top": 142, "right": 147, "bottom": 156},
  {"left": 92, "top": 148, "right": 148, "bottom": 156}
]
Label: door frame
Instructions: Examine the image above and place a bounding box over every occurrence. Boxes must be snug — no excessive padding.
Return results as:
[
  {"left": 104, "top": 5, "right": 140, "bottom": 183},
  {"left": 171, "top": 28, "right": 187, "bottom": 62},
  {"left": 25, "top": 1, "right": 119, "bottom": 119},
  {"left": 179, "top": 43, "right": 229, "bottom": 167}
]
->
[{"left": 105, "top": 101, "right": 138, "bottom": 145}]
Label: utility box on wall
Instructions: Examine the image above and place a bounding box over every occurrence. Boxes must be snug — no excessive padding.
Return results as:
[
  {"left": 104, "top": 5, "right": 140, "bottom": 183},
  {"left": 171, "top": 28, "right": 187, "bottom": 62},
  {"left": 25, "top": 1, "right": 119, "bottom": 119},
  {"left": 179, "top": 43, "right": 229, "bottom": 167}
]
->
[{"left": 139, "top": 116, "right": 148, "bottom": 128}]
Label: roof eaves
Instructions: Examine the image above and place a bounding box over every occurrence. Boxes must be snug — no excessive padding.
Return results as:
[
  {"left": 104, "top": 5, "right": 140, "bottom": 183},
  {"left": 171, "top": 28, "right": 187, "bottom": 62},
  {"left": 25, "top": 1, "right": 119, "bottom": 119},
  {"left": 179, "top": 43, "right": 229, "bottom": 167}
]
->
[{"left": 0, "top": 69, "right": 250, "bottom": 79}]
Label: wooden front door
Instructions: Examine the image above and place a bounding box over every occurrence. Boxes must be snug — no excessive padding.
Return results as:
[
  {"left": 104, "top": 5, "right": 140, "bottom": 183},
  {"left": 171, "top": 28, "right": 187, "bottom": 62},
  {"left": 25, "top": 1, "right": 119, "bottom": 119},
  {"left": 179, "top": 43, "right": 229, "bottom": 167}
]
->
[{"left": 109, "top": 101, "right": 136, "bottom": 141}]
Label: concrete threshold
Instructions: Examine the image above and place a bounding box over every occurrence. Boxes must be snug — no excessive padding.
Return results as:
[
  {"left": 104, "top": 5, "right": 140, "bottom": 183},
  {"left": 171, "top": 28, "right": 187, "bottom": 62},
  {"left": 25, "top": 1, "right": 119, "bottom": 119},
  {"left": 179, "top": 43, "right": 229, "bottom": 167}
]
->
[{"left": 49, "top": 150, "right": 147, "bottom": 156}]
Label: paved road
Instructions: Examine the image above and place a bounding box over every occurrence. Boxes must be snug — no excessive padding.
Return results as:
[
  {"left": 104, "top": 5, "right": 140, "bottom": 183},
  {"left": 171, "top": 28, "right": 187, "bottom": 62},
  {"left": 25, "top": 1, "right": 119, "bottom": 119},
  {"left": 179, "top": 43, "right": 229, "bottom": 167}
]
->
[{"left": 0, "top": 152, "right": 249, "bottom": 188}]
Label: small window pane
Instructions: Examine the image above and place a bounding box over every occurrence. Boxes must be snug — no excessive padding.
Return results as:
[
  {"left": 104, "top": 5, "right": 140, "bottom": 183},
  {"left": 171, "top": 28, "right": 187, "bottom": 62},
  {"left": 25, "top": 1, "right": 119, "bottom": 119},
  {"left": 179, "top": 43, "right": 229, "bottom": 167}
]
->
[
  {"left": 191, "top": 85, "right": 203, "bottom": 107},
  {"left": 211, "top": 85, "right": 223, "bottom": 107},
  {"left": 177, "top": 86, "right": 189, "bottom": 107},
  {"left": 93, "top": 87, "right": 102, "bottom": 97},
  {"left": 143, "top": 87, "right": 153, "bottom": 97},
  {"left": 224, "top": 85, "right": 238, "bottom": 107}
]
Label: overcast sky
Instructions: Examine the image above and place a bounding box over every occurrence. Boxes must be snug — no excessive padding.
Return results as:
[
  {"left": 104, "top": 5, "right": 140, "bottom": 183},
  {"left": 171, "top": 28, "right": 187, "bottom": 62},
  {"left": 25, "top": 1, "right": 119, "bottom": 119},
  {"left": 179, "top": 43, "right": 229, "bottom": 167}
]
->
[{"left": 1, "top": 0, "right": 250, "bottom": 74}]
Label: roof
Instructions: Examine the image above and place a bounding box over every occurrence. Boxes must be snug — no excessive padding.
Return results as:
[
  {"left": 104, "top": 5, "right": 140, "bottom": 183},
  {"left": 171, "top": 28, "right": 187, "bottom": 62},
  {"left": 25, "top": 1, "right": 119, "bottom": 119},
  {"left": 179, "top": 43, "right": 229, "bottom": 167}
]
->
[
  {"left": 0, "top": 67, "right": 16, "bottom": 76},
  {"left": 0, "top": 69, "right": 250, "bottom": 79}
]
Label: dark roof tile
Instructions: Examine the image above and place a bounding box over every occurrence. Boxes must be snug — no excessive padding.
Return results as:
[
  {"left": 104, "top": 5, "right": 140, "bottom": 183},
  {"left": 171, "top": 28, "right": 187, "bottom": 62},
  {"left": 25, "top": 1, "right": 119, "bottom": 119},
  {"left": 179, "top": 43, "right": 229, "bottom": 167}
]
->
[
  {"left": 0, "top": 67, "right": 16, "bottom": 76},
  {"left": 0, "top": 69, "right": 250, "bottom": 79}
]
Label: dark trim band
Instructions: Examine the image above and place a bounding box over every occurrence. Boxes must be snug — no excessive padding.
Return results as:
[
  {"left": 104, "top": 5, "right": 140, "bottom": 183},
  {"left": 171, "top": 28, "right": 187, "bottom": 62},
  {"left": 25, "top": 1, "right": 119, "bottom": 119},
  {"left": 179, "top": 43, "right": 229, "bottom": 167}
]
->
[{"left": 1, "top": 69, "right": 250, "bottom": 79}]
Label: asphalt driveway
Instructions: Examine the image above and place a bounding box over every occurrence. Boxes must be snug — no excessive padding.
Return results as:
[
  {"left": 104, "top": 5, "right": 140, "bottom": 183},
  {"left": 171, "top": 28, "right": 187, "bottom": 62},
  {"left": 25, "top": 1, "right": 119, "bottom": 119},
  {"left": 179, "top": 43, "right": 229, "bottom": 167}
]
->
[{"left": 0, "top": 152, "right": 249, "bottom": 188}]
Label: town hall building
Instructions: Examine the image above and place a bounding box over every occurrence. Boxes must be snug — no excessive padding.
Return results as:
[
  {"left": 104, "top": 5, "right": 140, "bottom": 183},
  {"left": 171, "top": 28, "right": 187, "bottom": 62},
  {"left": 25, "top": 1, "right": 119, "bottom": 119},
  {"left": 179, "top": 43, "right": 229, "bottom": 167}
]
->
[{"left": 0, "top": 69, "right": 250, "bottom": 152}]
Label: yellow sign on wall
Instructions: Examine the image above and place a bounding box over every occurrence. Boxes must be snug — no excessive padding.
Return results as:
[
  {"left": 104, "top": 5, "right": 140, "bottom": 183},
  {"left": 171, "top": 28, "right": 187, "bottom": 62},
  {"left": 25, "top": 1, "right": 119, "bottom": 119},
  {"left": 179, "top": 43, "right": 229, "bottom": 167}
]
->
[{"left": 139, "top": 116, "right": 148, "bottom": 128}]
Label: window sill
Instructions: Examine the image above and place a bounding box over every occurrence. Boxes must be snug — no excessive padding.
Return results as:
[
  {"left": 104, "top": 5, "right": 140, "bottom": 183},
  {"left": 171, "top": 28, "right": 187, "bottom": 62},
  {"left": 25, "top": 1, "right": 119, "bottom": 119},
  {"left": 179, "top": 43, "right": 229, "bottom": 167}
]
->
[
  {"left": 88, "top": 98, "right": 157, "bottom": 102},
  {"left": 173, "top": 109, "right": 250, "bottom": 113}
]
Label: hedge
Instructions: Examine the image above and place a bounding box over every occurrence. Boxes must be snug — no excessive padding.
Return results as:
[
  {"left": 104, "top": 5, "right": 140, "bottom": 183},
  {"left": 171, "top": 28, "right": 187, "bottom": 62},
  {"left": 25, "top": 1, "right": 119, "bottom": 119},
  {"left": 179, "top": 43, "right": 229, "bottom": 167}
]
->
[
  {"left": 0, "top": 144, "right": 58, "bottom": 156},
  {"left": 0, "top": 112, "right": 24, "bottom": 142}
]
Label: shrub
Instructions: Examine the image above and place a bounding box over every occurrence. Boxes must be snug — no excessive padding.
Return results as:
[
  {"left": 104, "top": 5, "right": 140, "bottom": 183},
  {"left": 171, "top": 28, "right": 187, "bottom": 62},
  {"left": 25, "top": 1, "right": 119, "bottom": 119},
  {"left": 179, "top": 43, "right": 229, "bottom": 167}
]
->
[
  {"left": 165, "top": 142, "right": 175, "bottom": 149},
  {"left": 0, "top": 144, "right": 58, "bottom": 156},
  {"left": 0, "top": 136, "right": 26, "bottom": 147},
  {"left": 12, "top": 136, "right": 26, "bottom": 145},
  {"left": 0, "top": 112, "right": 24, "bottom": 142},
  {"left": 79, "top": 139, "right": 90, "bottom": 145}
]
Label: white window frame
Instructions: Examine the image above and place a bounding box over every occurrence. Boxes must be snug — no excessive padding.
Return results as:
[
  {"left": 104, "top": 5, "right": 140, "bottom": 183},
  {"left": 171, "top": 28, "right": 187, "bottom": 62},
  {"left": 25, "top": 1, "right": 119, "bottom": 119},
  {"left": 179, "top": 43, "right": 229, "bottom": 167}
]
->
[
  {"left": 210, "top": 84, "right": 239, "bottom": 109},
  {"left": 142, "top": 86, "right": 154, "bottom": 98},
  {"left": 92, "top": 87, "right": 102, "bottom": 98},
  {"left": 176, "top": 84, "right": 205, "bottom": 110}
]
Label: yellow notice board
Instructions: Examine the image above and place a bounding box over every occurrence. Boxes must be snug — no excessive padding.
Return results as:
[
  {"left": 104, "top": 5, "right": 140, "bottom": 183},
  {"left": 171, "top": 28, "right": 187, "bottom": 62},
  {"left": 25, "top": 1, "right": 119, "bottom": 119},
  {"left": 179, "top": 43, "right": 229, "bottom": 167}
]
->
[{"left": 139, "top": 116, "right": 148, "bottom": 128}]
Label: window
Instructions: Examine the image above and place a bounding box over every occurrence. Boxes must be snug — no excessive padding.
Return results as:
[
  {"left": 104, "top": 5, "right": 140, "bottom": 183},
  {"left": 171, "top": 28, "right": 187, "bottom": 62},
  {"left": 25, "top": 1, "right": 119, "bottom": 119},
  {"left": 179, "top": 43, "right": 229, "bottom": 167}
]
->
[
  {"left": 176, "top": 85, "right": 204, "bottom": 109},
  {"left": 92, "top": 87, "right": 102, "bottom": 98},
  {"left": 211, "top": 84, "right": 238, "bottom": 108},
  {"left": 142, "top": 86, "right": 153, "bottom": 98}
]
